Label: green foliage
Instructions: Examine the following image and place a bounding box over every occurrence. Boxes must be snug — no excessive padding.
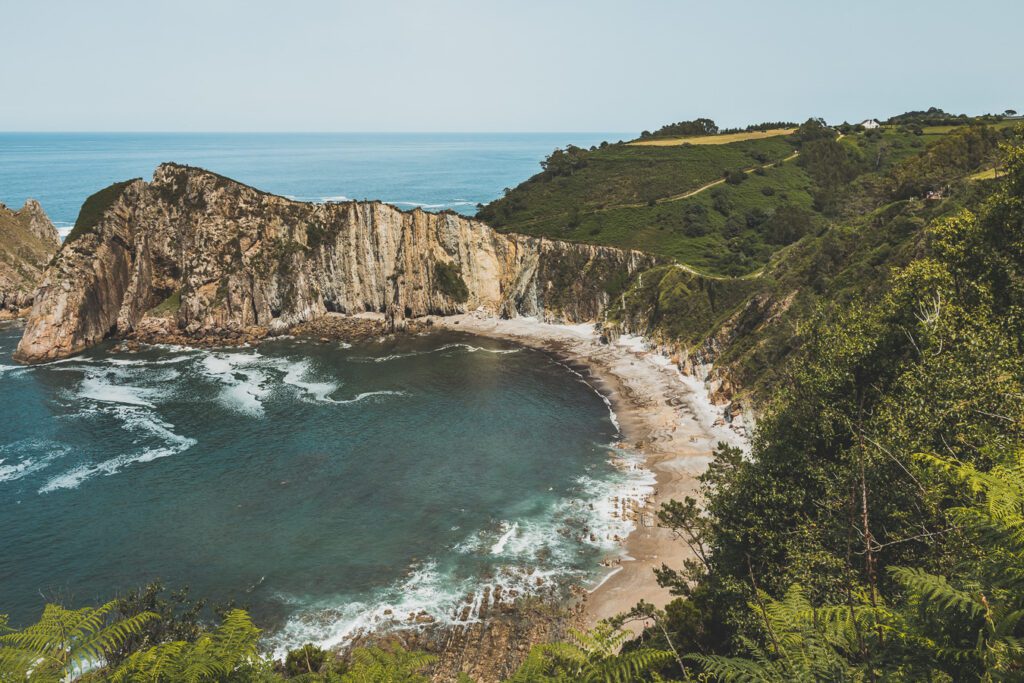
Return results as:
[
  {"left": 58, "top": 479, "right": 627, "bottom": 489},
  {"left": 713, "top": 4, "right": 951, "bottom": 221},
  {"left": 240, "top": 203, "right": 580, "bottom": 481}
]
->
[
  {"left": 890, "top": 125, "right": 1003, "bottom": 199},
  {"left": 433, "top": 260, "right": 469, "bottom": 304},
  {"left": 110, "top": 609, "right": 263, "bottom": 682},
  {"left": 477, "top": 134, "right": 797, "bottom": 247},
  {"left": 688, "top": 585, "right": 884, "bottom": 682},
  {"left": 540, "top": 145, "right": 590, "bottom": 178},
  {"left": 285, "top": 644, "right": 329, "bottom": 677},
  {"left": 108, "top": 581, "right": 209, "bottom": 666},
  {"left": 634, "top": 136, "right": 1024, "bottom": 681},
  {"left": 640, "top": 118, "right": 719, "bottom": 139},
  {"left": 507, "top": 623, "right": 672, "bottom": 682},
  {"left": 337, "top": 643, "right": 435, "bottom": 683},
  {"left": 65, "top": 179, "right": 138, "bottom": 244},
  {"left": 148, "top": 291, "right": 182, "bottom": 317},
  {"left": 0, "top": 600, "right": 156, "bottom": 681}
]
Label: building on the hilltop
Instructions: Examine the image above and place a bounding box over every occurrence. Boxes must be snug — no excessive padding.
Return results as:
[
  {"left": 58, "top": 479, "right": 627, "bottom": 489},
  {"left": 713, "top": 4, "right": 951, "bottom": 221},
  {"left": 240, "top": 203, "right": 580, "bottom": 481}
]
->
[{"left": 860, "top": 119, "right": 881, "bottom": 129}]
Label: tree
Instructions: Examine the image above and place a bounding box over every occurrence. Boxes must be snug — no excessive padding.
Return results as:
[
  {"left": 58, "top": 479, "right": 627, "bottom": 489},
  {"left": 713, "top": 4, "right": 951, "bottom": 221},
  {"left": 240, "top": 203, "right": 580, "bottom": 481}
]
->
[{"left": 540, "top": 146, "right": 589, "bottom": 178}]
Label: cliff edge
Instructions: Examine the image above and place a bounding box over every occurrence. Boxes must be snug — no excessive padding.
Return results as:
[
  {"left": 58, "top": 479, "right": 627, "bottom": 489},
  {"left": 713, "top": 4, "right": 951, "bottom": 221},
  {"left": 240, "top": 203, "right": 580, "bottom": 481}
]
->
[
  {"left": 15, "top": 164, "right": 656, "bottom": 362},
  {"left": 0, "top": 199, "right": 60, "bottom": 317}
]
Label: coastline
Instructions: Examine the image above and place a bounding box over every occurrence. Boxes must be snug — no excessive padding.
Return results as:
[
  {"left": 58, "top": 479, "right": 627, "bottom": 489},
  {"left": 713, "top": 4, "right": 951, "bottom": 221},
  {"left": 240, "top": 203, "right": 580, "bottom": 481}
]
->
[{"left": 425, "top": 312, "right": 749, "bottom": 632}]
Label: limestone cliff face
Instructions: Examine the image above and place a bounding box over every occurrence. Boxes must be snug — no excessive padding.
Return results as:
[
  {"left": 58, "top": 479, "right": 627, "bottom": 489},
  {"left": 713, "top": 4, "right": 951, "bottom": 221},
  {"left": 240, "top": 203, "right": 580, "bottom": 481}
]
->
[
  {"left": 15, "top": 164, "right": 657, "bottom": 362},
  {"left": 0, "top": 199, "right": 60, "bottom": 315}
]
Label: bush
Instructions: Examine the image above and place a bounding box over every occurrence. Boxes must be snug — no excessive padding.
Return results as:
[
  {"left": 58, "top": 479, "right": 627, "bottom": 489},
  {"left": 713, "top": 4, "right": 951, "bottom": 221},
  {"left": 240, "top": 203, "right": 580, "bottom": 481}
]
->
[
  {"left": 711, "top": 188, "right": 732, "bottom": 216},
  {"left": 433, "top": 261, "right": 469, "bottom": 303},
  {"left": 285, "top": 643, "right": 329, "bottom": 676},
  {"left": 725, "top": 169, "right": 747, "bottom": 185}
]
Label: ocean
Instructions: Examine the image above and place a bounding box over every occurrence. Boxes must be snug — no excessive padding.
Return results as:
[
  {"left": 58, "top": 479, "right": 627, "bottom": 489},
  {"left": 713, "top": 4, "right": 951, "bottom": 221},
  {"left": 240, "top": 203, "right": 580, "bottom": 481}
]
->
[
  {"left": 0, "top": 132, "right": 626, "bottom": 236},
  {"left": 0, "top": 132, "right": 650, "bottom": 649}
]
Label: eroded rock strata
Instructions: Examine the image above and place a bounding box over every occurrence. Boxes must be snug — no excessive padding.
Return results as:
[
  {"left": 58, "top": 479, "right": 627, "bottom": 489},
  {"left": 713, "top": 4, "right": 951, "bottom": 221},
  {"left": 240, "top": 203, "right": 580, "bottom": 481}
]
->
[
  {"left": 0, "top": 199, "right": 60, "bottom": 317},
  {"left": 15, "top": 164, "right": 657, "bottom": 362}
]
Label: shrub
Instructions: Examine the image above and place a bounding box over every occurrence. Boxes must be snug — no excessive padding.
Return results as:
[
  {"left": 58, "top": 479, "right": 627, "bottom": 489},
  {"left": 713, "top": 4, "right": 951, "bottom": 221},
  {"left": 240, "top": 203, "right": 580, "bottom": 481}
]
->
[
  {"left": 285, "top": 643, "right": 328, "bottom": 676},
  {"left": 725, "top": 169, "right": 747, "bottom": 185},
  {"left": 433, "top": 261, "right": 469, "bottom": 303}
]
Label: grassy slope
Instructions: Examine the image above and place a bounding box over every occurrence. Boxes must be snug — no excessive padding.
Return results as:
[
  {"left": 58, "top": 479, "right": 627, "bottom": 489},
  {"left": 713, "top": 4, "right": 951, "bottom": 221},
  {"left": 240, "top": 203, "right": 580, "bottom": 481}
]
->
[
  {"left": 484, "top": 126, "right": 933, "bottom": 277},
  {"left": 556, "top": 160, "right": 815, "bottom": 274},
  {"left": 482, "top": 119, "right": 1018, "bottom": 401},
  {"left": 480, "top": 136, "right": 797, "bottom": 233}
]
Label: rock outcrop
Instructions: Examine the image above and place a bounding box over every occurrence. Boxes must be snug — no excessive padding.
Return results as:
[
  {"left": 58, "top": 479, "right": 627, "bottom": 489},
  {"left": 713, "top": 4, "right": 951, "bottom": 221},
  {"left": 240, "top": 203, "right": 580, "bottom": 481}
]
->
[
  {"left": 0, "top": 199, "right": 60, "bottom": 317},
  {"left": 15, "top": 164, "right": 657, "bottom": 362}
]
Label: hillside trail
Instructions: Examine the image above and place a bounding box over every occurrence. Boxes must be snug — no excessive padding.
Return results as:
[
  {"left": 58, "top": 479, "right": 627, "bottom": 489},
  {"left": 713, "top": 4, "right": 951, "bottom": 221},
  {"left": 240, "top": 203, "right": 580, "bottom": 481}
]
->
[{"left": 509, "top": 148, "right": 804, "bottom": 231}]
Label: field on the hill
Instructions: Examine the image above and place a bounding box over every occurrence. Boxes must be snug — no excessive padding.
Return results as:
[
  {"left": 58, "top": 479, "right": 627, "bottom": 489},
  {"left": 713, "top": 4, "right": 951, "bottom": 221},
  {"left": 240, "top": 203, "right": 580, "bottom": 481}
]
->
[{"left": 628, "top": 127, "right": 797, "bottom": 146}]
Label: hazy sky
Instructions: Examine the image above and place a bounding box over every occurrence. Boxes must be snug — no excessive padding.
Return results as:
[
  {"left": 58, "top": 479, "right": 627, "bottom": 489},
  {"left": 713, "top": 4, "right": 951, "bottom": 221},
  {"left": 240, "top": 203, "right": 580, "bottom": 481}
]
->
[{"left": 2, "top": 0, "right": 1020, "bottom": 132}]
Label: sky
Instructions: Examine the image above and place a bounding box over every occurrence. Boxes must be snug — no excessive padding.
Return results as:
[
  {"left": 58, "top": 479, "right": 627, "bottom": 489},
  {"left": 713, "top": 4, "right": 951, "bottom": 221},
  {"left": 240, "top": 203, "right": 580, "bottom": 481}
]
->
[{"left": 1, "top": 0, "right": 1020, "bottom": 132}]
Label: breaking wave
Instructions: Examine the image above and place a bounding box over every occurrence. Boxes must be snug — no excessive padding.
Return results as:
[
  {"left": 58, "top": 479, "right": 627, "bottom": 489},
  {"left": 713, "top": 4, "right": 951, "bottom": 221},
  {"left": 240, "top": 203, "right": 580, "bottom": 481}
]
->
[
  {"left": 40, "top": 406, "right": 196, "bottom": 493},
  {"left": 266, "top": 436, "right": 654, "bottom": 654},
  {"left": 353, "top": 343, "right": 520, "bottom": 364}
]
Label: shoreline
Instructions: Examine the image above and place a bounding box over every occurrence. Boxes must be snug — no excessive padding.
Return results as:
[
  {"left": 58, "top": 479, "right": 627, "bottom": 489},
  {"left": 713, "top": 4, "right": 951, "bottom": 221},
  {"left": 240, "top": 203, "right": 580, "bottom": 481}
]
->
[
  {"left": 425, "top": 312, "right": 749, "bottom": 631},
  {"left": 2, "top": 311, "right": 749, "bottom": 677}
]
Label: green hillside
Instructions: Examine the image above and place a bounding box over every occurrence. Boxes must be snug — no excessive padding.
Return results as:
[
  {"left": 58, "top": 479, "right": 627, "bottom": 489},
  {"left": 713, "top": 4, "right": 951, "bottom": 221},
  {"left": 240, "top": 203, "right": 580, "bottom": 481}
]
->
[
  {"left": 482, "top": 116, "right": 1019, "bottom": 403},
  {"left": 480, "top": 120, "right": 955, "bottom": 276}
]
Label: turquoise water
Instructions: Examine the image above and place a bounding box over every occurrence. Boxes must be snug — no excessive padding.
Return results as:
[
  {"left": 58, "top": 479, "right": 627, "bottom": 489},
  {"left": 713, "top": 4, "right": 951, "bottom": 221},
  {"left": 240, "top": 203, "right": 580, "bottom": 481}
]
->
[
  {"left": 0, "top": 322, "right": 652, "bottom": 647},
  {"left": 0, "top": 132, "right": 623, "bottom": 236},
  {"left": 0, "top": 132, "right": 647, "bottom": 647}
]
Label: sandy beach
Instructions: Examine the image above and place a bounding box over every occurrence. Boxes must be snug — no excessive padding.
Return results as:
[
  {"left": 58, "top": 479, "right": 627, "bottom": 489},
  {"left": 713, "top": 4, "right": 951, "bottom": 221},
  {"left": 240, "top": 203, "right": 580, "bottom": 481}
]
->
[{"left": 427, "top": 312, "right": 749, "bottom": 632}]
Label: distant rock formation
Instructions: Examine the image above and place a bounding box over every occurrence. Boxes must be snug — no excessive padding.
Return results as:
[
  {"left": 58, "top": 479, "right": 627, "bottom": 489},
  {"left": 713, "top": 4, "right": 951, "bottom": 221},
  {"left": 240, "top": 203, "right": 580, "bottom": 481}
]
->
[
  {"left": 15, "top": 164, "right": 657, "bottom": 362},
  {"left": 0, "top": 199, "right": 60, "bottom": 317}
]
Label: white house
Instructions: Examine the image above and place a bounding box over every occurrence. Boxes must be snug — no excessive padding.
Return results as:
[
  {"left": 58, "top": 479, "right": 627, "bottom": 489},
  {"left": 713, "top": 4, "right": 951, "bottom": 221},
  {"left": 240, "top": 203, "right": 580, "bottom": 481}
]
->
[{"left": 860, "top": 119, "right": 881, "bottom": 129}]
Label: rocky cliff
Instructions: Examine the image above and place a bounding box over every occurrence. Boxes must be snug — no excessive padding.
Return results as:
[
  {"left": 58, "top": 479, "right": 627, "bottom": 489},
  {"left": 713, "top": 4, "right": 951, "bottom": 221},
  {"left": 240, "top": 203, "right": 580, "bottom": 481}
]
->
[
  {"left": 0, "top": 199, "right": 60, "bottom": 317},
  {"left": 15, "top": 164, "right": 657, "bottom": 362}
]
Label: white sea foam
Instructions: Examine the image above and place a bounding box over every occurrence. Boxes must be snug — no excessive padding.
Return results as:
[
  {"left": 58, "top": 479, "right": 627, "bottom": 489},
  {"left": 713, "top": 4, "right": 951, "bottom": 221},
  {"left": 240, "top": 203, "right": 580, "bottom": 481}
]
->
[
  {"left": 77, "top": 374, "right": 161, "bottom": 407},
  {"left": 0, "top": 442, "right": 67, "bottom": 483},
  {"left": 39, "top": 406, "right": 196, "bottom": 493},
  {"left": 0, "top": 364, "right": 28, "bottom": 378},
  {"left": 333, "top": 390, "right": 406, "bottom": 405},
  {"left": 281, "top": 359, "right": 339, "bottom": 403},
  {"left": 490, "top": 522, "right": 519, "bottom": 555},
  {"left": 200, "top": 352, "right": 273, "bottom": 416},
  {"left": 267, "top": 558, "right": 566, "bottom": 659},
  {"left": 357, "top": 343, "right": 519, "bottom": 364},
  {"left": 549, "top": 357, "right": 620, "bottom": 433},
  {"left": 262, "top": 436, "right": 653, "bottom": 654},
  {"left": 267, "top": 561, "right": 475, "bottom": 658}
]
